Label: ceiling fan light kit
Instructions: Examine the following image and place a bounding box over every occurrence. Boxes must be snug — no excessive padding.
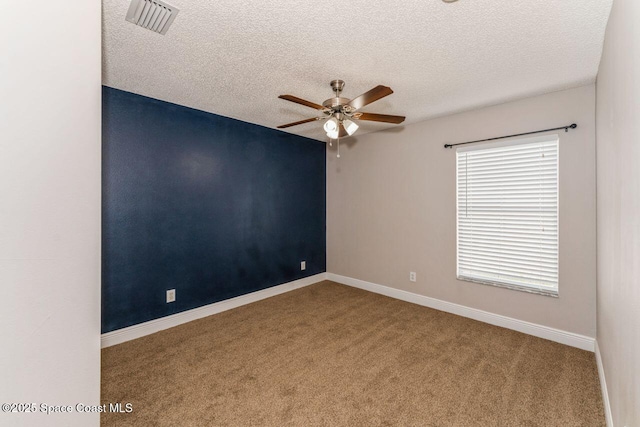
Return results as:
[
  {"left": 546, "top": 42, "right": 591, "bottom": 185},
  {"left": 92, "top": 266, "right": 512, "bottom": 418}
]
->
[{"left": 277, "top": 79, "right": 405, "bottom": 156}]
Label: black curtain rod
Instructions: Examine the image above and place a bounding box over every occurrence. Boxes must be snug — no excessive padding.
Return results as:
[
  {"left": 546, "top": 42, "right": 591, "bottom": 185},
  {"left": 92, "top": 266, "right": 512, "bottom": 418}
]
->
[{"left": 444, "top": 123, "right": 577, "bottom": 149}]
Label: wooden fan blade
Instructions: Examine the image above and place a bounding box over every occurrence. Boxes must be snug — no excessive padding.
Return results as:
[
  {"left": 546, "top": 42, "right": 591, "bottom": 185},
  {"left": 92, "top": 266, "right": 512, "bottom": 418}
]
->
[
  {"left": 278, "top": 95, "right": 326, "bottom": 111},
  {"left": 354, "top": 112, "right": 405, "bottom": 124},
  {"left": 338, "top": 122, "right": 349, "bottom": 138},
  {"left": 347, "top": 85, "right": 394, "bottom": 110},
  {"left": 277, "top": 117, "right": 320, "bottom": 129}
]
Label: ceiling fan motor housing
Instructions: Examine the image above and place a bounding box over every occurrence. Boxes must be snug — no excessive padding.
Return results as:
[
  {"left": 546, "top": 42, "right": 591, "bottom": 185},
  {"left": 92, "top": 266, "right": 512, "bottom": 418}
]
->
[
  {"left": 324, "top": 80, "right": 351, "bottom": 114},
  {"left": 322, "top": 97, "right": 351, "bottom": 110}
]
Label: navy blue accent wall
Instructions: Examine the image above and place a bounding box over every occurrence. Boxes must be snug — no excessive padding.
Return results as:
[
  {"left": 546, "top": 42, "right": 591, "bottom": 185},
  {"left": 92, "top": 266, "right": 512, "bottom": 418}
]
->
[{"left": 102, "top": 87, "right": 326, "bottom": 333}]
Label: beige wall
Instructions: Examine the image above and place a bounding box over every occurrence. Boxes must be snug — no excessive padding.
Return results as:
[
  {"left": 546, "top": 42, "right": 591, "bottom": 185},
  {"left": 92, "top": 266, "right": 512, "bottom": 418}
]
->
[
  {"left": 596, "top": 0, "right": 640, "bottom": 424},
  {"left": 327, "top": 85, "right": 596, "bottom": 337},
  {"left": 0, "top": 1, "right": 101, "bottom": 426}
]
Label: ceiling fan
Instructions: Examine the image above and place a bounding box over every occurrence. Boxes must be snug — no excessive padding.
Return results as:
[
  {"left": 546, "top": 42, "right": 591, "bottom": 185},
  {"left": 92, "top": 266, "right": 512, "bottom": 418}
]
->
[{"left": 277, "top": 79, "right": 405, "bottom": 140}]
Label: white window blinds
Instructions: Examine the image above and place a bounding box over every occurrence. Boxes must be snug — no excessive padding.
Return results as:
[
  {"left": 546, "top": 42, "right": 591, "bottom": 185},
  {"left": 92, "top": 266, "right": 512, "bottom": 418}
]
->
[{"left": 456, "top": 135, "right": 559, "bottom": 296}]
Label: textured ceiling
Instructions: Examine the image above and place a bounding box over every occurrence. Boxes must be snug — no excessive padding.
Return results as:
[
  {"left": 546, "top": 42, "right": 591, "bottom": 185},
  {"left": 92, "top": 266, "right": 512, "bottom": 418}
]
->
[{"left": 103, "top": 0, "right": 612, "bottom": 141}]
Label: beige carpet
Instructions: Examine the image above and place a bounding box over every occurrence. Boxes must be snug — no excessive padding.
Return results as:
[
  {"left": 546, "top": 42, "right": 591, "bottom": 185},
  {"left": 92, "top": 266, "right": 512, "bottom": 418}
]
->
[{"left": 101, "top": 281, "right": 604, "bottom": 426}]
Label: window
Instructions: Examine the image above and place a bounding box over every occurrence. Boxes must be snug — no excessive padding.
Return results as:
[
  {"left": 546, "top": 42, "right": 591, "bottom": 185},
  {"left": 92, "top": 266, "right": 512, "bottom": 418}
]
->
[{"left": 456, "top": 135, "right": 559, "bottom": 296}]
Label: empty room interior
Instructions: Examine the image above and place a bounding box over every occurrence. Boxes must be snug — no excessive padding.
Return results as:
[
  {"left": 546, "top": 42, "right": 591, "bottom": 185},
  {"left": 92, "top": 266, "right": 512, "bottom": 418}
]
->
[{"left": 3, "top": 0, "right": 640, "bottom": 426}]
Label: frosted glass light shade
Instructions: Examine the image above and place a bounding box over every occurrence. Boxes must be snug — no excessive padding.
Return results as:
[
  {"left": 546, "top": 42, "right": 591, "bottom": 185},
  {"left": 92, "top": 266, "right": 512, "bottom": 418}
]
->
[
  {"left": 326, "top": 129, "right": 339, "bottom": 139},
  {"left": 343, "top": 119, "right": 359, "bottom": 136},
  {"left": 323, "top": 117, "right": 338, "bottom": 132}
]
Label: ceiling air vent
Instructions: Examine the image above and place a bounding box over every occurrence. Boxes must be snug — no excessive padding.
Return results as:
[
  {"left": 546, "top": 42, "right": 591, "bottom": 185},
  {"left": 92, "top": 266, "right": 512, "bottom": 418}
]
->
[{"left": 125, "top": 0, "right": 179, "bottom": 35}]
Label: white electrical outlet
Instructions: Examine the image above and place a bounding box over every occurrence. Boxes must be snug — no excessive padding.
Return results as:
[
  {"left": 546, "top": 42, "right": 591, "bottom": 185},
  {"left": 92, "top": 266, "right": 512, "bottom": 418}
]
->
[
  {"left": 166, "top": 289, "right": 176, "bottom": 303},
  {"left": 409, "top": 272, "right": 417, "bottom": 282},
  {"left": 301, "top": 261, "right": 306, "bottom": 271}
]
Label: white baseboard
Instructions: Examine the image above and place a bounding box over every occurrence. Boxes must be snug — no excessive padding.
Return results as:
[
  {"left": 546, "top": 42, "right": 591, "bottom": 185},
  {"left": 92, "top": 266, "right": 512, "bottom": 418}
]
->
[
  {"left": 327, "top": 273, "right": 595, "bottom": 352},
  {"left": 101, "top": 273, "right": 328, "bottom": 348},
  {"left": 102, "top": 272, "right": 595, "bottom": 353},
  {"left": 595, "top": 341, "right": 613, "bottom": 426}
]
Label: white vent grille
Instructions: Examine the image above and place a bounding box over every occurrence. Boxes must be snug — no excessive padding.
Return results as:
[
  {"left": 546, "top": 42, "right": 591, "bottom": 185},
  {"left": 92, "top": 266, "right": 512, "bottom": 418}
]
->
[{"left": 125, "top": 0, "right": 179, "bottom": 35}]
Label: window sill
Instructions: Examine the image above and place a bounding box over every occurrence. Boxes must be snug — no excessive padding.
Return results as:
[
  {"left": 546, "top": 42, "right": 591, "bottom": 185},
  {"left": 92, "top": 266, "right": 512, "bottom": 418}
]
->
[{"left": 457, "top": 276, "right": 559, "bottom": 298}]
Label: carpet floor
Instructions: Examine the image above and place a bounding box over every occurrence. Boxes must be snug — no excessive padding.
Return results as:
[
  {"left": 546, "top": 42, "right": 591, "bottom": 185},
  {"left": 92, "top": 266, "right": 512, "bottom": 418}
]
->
[{"left": 101, "top": 281, "right": 604, "bottom": 426}]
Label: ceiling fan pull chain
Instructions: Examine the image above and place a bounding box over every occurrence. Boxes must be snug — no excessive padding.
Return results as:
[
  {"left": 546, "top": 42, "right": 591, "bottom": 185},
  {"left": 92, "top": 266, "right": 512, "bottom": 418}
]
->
[{"left": 337, "top": 137, "right": 340, "bottom": 158}]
